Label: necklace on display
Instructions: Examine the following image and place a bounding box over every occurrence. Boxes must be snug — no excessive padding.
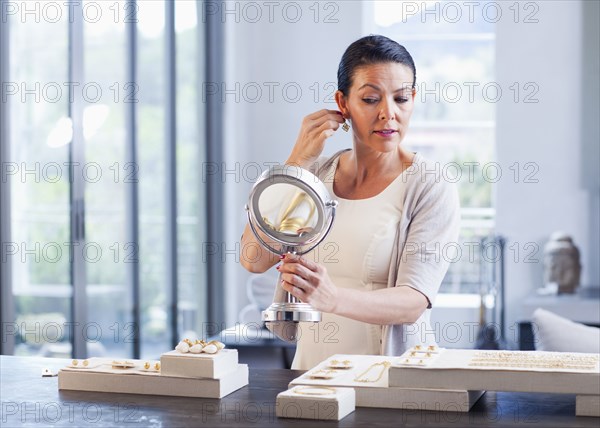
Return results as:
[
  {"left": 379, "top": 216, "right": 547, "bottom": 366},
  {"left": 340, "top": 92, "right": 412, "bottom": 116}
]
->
[{"left": 353, "top": 361, "right": 391, "bottom": 383}]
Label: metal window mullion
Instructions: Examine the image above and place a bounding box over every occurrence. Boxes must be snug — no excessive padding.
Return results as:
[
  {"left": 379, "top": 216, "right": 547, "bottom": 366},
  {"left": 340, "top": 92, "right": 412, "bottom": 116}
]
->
[
  {"left": 194, "top": 2, "right": 208, "bottom": 331},
  {"left": 165, "top": 0, "right": 178, "bottom": 349},
  {"left": 204, "top": 2, "right": 225, "bottom": 326},
  {"left": 69, "top": 1, "right": 87, "bottom": 359},
  {"left": 0, "top": 0, "right": 15, "bottom": 356},
  {"left": 126, "top": 0, "right": 141, "bottom": 359}
]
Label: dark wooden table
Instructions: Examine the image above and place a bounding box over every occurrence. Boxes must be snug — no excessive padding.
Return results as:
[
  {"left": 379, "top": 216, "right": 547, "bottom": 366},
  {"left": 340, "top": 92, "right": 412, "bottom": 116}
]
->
[{"left": 0, "top": 356, "right": 597, "bottom": 427}]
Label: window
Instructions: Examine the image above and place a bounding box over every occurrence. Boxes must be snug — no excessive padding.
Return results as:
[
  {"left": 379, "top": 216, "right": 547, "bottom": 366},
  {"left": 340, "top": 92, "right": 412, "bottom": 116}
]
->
[
  {"left": 367, "top": 1, "right": 497, "bottom": 294},
  {"left": 1, "top": 0, "right": 210, "bottom": 359},
  {"left": 6, "top": 6, "right": 71, "bottom": 357}
]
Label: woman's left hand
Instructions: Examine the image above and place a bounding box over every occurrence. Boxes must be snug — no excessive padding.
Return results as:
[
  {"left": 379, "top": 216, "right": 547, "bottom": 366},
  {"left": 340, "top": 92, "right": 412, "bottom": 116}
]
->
[{"left": 277, "top": 254, "right": 338, "bottom": 313}]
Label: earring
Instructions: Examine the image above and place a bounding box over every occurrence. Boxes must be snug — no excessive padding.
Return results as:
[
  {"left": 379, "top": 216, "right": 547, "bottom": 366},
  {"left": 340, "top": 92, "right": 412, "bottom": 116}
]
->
[{"left": 342, "top": 120, "right": 350, "bottom": 132}]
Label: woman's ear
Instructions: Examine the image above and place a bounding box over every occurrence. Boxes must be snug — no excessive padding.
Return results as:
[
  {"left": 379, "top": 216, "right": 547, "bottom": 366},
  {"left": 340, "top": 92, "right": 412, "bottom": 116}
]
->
[{"left": 335, "top": 90, "right": 348, "bottom": 118}]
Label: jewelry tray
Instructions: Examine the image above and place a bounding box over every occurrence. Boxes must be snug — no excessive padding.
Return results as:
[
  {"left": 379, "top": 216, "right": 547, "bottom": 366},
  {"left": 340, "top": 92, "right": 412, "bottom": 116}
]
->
[
  {"left": 389, "top": 349, "right": 600, "bottom": 394},
  {"left": 58, "top": 357, "right": 248, "bottom": 399},
  {"left": 288, "top": 353, "right": 484, "bottom": 412}
]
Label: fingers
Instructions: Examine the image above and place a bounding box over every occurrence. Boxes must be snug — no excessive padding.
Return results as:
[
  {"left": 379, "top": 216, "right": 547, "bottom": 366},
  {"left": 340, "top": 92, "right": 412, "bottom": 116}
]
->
[
  {"left": 296, "top": 227, "right": 314, "bottom": 236},
  {"left": 310, "top": 112, "right": 346, "bottom": 145},
  {"left": 279, "top": 264, "right": 311, "bottom": 302},
  {"left": 316, "top": 121, "right": 340, "bottom": 142},
  {"left": 321, "top": 128, "right": 335, "bottom": 139},
  {"left": 277, "top": 254, "right": 322, "bottom": 298},
  {"left": 306, "top": 109, "right": 344, "bottom": 122},
  {"left": 281, "top": 253, "right": 321, "bottom": 273},
  {"left": 280, "top": 271, "right": 311, "bottom": 292},
  {"left": 278, "top": 255, "right": 334, "bottom": 311},
  {"left": 309, "top": 112, "right": 345, "bottom": 131},
  {"left": 279, "top": 262, "right": 316, "bottom": 285},
  {"left": 281, "top": 280, "right": 307, "bottom": 302}
]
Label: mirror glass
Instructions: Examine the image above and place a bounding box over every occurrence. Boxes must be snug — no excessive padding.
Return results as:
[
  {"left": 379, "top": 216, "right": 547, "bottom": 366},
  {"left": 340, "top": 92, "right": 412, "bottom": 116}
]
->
[{"left": 258, "top": 183, "right": 318, "bottom": 238}]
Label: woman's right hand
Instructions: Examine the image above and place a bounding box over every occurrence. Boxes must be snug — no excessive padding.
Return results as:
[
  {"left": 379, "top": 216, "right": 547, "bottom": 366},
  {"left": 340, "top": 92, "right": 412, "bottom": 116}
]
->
[{"left": 286, "top": 109, "right": 346, "bottom": 168}]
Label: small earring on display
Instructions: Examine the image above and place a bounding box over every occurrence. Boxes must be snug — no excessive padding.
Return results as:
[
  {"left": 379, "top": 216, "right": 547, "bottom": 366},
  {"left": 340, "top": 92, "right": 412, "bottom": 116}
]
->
[{"left": 342, "top": 120, "right": 350, "bottom": 132}]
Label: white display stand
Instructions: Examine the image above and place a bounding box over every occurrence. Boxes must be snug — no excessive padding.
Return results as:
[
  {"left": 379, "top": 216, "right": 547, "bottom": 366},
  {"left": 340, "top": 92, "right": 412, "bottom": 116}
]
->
[
  {"left": 389, "top": 348, "right": 600, "bottom": 417},
  {"left": 161, "top": 349, "right": 239, "bottom": 378},
  {"left": 288, "top": 354, "right": 483, "bottom": 412},
  {"left": 389, "top": 349, "right": 600, "bottom": 395},
  {"left": 58, "top": 355, "right": 248, "bottom": 399},
  {"left": 288, "top": 349, "right": 600, "bottom": 417},
  {"left": 576, "top": 395, "right": 600, "bottom": 417},
  {"left": 276, "top": 386, "right": 355, "bottom": 421}
]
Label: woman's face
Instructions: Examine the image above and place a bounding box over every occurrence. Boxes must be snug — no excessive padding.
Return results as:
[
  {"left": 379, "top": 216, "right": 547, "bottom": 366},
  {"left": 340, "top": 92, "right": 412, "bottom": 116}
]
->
[{"left": 336, "top": 62, "right": 416, "bottom": 153}]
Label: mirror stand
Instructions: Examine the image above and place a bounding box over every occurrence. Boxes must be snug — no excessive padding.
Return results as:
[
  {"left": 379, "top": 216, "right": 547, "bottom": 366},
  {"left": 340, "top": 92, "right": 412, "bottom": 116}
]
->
[
  {"left": 262, "top": 245, "right": 322, "bottom": 324},
  {"left": 245, "top": 165, "right": 337, "bottom": 343}
]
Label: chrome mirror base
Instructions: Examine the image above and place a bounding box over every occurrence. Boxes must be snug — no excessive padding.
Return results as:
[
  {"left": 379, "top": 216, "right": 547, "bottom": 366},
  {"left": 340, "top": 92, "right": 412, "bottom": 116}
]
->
[
  {"left": 263, "top": 303, "right": 322, "bottom": 343},
  {"left": 262, "top": 303, "right": 322, "bottom": 323}
]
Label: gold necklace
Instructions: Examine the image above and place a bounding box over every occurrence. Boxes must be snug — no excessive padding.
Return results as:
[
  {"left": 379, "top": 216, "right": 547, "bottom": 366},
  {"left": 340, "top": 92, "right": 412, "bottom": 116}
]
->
[
  {"left": 293, "top": 386, "right": 337, "bottom": 396},
  {"left": 353, "top": 361, "right": 391, "bottom": 383},
  {"left": 308, "top": 369, "right": 338, "bottom": 379},
  {"left": 469, "top": 361, "right": 597, "bottom": 370},
  {"left": 468, "top": 351, "right": 599, "bottom": 371}
]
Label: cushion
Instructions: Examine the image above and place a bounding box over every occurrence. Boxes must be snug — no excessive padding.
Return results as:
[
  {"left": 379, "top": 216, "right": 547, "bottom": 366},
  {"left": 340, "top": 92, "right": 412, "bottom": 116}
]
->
[{"left": 532, "top": 308, "right": 600, "bottom": 353}]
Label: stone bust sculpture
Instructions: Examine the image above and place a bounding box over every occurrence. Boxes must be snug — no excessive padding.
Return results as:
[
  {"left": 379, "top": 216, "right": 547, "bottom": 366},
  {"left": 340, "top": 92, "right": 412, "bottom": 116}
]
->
[{"left": 543, "top": 232, "right": 582, "bottom": 294}]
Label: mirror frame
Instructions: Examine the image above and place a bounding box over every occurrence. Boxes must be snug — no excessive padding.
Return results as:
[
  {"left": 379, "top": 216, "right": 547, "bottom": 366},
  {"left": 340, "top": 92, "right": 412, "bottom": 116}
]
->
[{"left": 246, "top": 165, "right": 336, "bottom": 255}]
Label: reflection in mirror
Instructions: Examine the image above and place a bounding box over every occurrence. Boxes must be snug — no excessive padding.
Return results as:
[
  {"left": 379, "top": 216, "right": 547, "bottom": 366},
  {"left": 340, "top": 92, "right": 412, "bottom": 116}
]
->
[{"left": 259, "top": 183, "right": 317, "bottom": 237}]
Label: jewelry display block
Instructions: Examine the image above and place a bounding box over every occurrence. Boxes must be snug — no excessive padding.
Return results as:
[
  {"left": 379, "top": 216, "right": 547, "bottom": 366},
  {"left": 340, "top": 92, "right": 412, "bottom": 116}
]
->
[
  {"left": 291, "top": 354, "right": 394, "bottom": 388},
  {"left": 276, "top": 386, "right": 355, "bottom": 421},
  {"left": 160, "top": 349, "right": 239, "bottom": 379},
  {"left": 351, "top": 387, "right": 484, "bottom": 412},
  {"left": 576, "top": 395, "right": 600, "bottom": 417},
  {"left": 58, "top": 358, "right": 248, "bottom": 399},
  {"left": 288, "top": 354, "right": 483, "bottom": 412},
  {"left": 389, "top": 349, "right": 600, "bottom": 396}
]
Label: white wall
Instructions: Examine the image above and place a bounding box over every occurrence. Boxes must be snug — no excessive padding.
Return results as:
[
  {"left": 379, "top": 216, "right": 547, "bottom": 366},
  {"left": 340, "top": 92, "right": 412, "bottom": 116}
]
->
[
  {"left": 222, "top": 1, "right": 599, "bottom": 342},
  {"left": 496, "top": 0, "right": 599, "bottom": 344},
  {"left": 222, "top": 1, "right": 364, "bottom": 326}
]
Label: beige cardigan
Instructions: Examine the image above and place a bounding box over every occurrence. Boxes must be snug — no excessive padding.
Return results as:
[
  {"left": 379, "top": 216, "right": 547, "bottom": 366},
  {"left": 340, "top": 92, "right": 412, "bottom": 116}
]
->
[{"left": 311, "top": 149, "right": 461, "bottom": 356}]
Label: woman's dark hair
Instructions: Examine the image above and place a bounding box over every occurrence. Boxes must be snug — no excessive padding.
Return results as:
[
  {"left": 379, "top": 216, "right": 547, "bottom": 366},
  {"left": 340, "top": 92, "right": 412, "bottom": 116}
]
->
[{"left": 337, "top": 35, "right": 416, "bottom": 95}]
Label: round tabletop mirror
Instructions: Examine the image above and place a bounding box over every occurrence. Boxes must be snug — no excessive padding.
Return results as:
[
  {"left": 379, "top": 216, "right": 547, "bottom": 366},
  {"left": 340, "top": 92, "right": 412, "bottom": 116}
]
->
[{"left": 245, "top": 165, "right": 337, "bottom": 342}]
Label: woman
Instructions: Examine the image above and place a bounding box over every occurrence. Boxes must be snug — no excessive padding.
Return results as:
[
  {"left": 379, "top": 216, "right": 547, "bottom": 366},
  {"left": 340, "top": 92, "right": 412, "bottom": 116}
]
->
[{"left": 240, "top": 35, "right": 460, "bottom": 370}]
